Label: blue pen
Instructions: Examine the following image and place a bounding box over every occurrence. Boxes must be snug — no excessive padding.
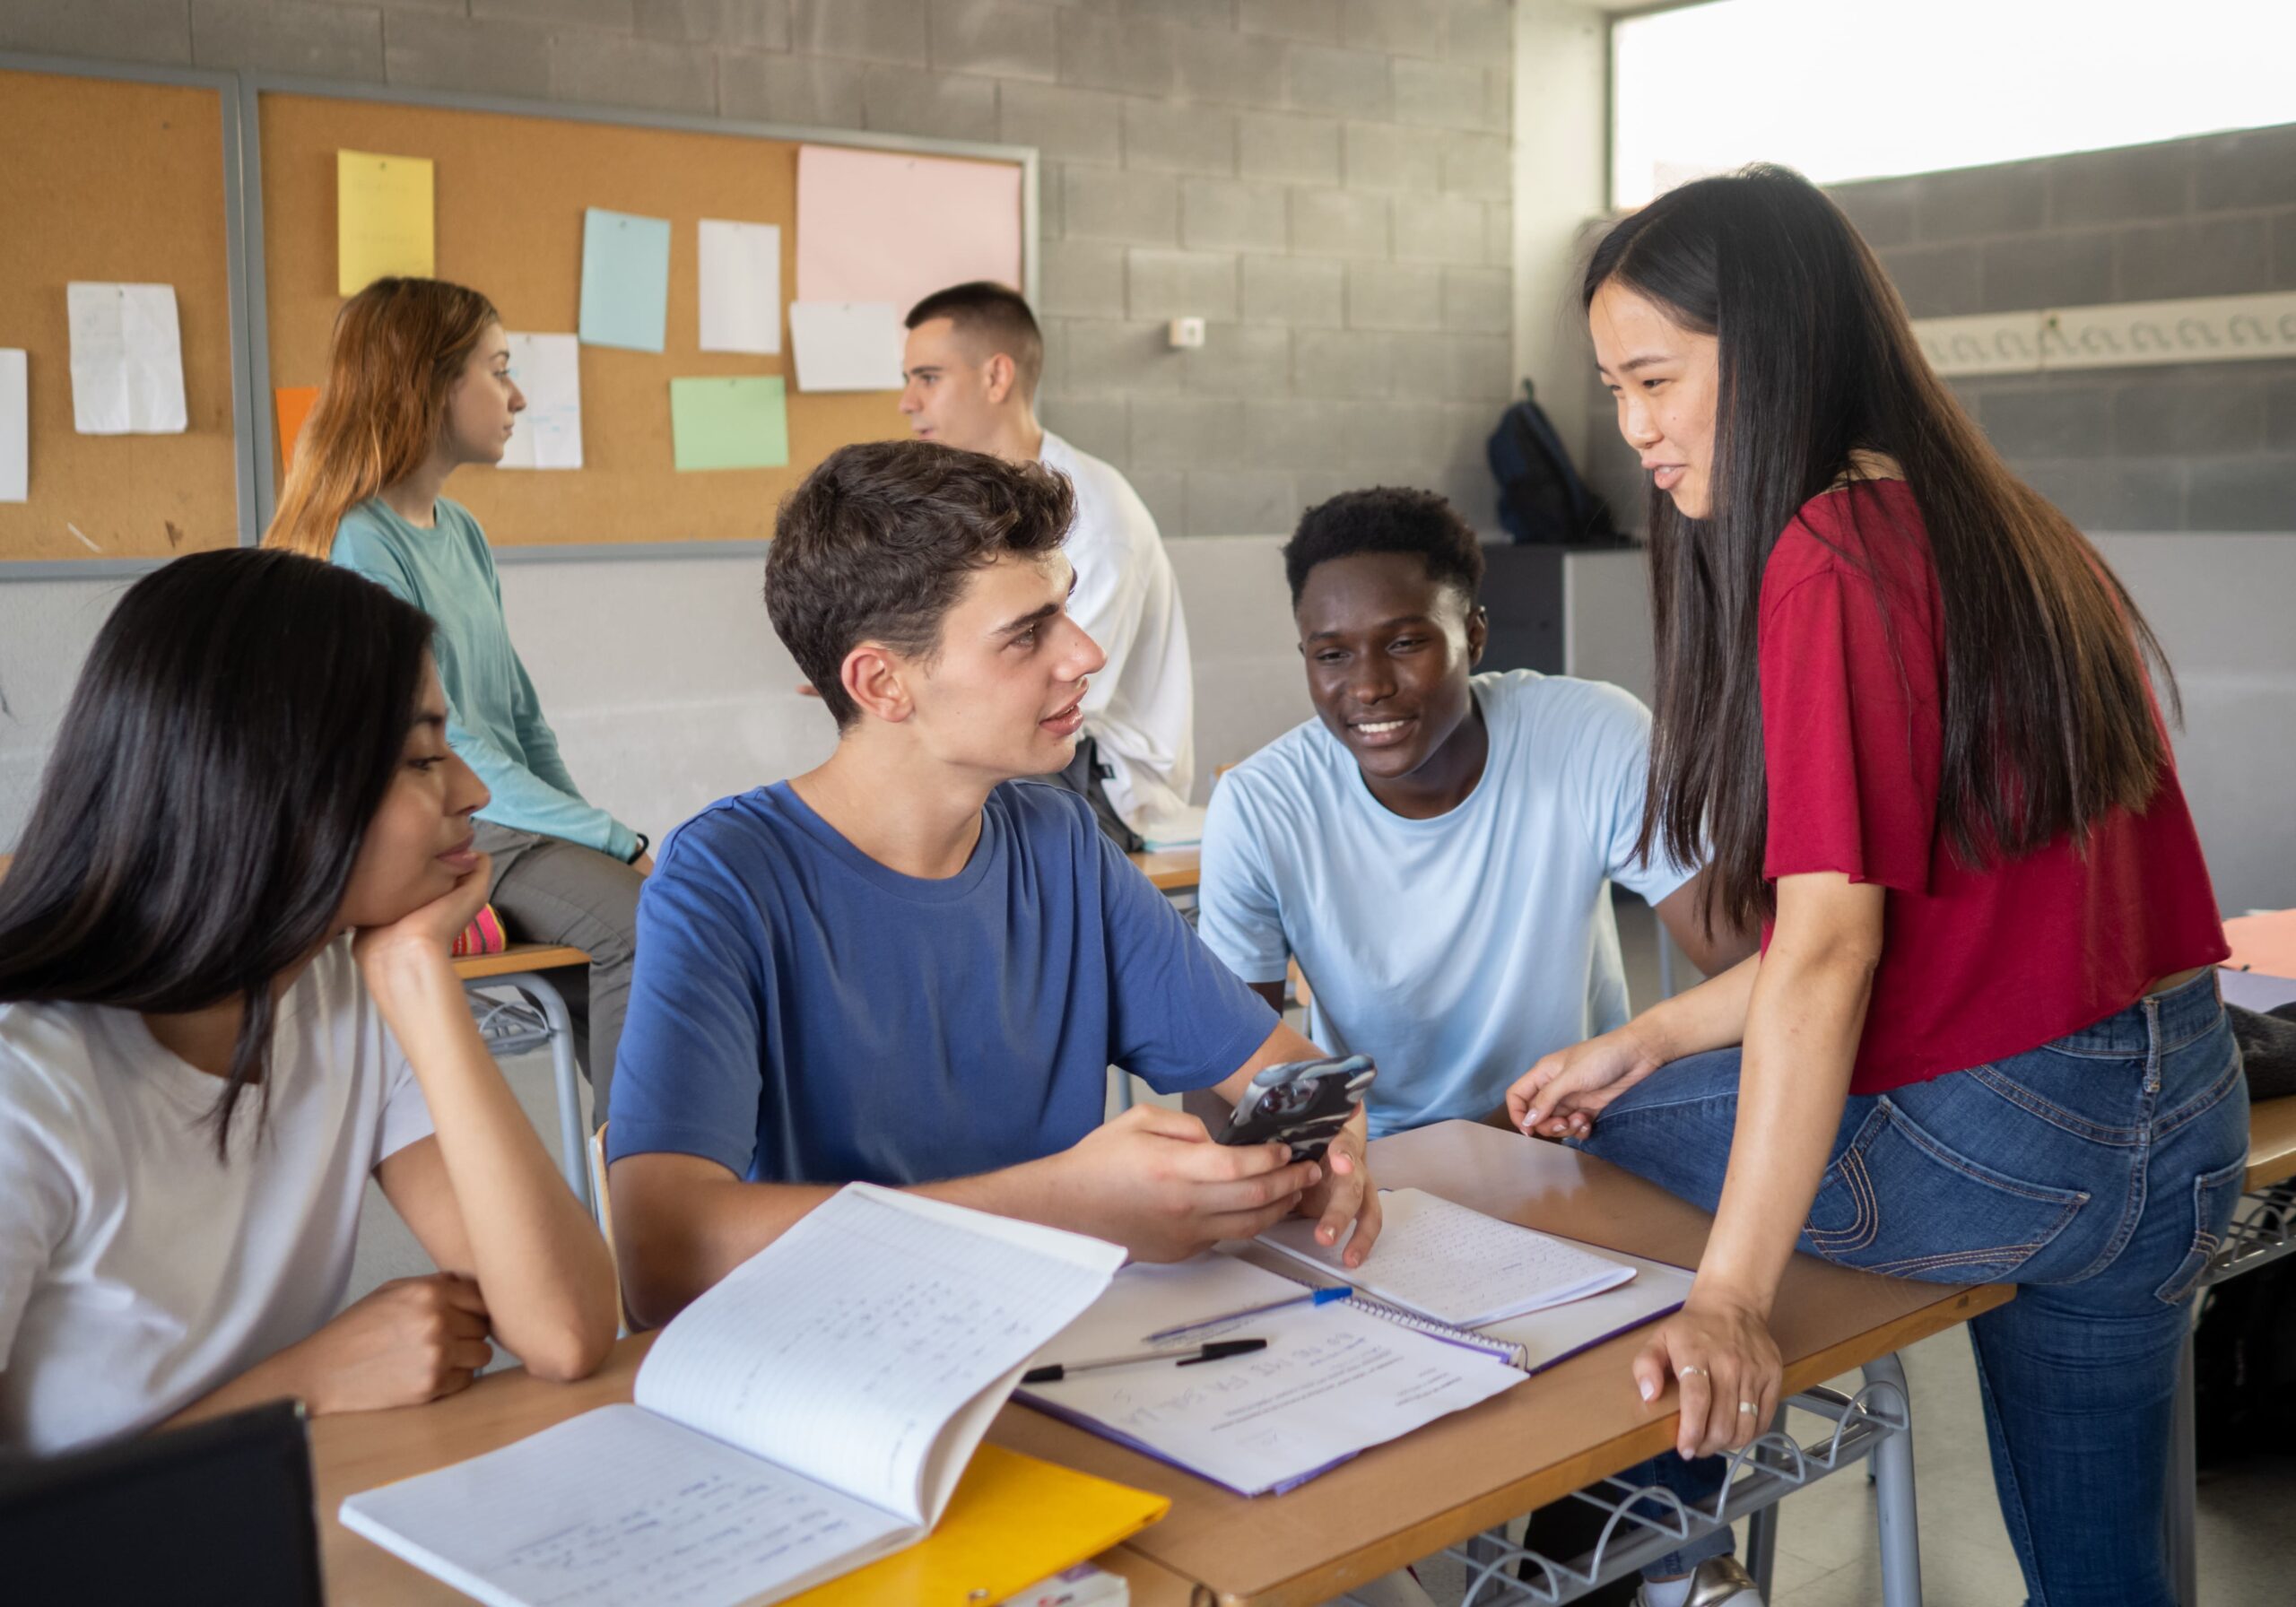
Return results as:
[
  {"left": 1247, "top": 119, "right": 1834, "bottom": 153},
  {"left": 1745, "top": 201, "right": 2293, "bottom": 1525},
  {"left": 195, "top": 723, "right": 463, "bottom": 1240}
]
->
[{"left": 1142, "top": 1285, "right": 1355, "bottom": 1344}]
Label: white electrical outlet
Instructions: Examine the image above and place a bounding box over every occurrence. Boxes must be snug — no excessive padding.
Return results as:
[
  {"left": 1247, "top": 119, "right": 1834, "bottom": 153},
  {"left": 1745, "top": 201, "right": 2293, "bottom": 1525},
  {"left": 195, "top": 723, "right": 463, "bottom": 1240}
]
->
[{"left": 1167, "top": 317, "right": 1206, "bottom": 350}]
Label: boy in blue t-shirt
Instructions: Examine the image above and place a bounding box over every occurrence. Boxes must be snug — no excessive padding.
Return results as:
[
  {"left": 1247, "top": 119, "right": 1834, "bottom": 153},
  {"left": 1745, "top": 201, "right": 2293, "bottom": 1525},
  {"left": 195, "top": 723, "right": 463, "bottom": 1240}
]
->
[
  {"left": 607, "top": 440, "right": 1379, "bottom": 1327},
  {"left": 1196, "top": 488, "right": 1752, "bottom": 1138}
]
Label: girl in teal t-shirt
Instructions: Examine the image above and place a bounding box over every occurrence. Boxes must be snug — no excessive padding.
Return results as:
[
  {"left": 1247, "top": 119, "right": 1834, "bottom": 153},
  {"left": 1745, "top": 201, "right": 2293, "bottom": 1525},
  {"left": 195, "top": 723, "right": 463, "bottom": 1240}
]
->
[{"left": 265, "top": 277, "right": 646, "bottom": 1122}]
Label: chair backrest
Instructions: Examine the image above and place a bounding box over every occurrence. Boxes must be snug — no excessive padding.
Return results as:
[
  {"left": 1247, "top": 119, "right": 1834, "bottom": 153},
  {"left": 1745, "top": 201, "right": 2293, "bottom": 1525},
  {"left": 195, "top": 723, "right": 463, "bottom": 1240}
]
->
[{"left": 0, "top": 1400, "right": 323, "bottom": 1605}]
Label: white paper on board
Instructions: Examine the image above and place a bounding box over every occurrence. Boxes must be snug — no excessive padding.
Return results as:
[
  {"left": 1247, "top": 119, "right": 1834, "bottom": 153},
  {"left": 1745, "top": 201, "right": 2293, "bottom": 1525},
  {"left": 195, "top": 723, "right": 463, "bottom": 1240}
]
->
[
  {"left": 698, "top": 220, "right": 783, "bottom": 356},
  {"left": 65, "top": 282, "right": 187, "bottom": 436},
  {"left": 787, "top": 301, "right": 904, "bottom": 393},
  {"left": 497, "top": 333, "right": 584, "bottom": 471},
  {"left": 0, "top": 350, "right": 27, "bottom": 503}
]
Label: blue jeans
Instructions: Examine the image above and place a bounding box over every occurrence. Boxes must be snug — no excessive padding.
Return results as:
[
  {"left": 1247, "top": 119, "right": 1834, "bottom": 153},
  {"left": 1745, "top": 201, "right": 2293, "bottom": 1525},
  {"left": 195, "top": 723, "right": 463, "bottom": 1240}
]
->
[{"left": 1578, "top": 969, "right": 2248, "bottom": 1606}]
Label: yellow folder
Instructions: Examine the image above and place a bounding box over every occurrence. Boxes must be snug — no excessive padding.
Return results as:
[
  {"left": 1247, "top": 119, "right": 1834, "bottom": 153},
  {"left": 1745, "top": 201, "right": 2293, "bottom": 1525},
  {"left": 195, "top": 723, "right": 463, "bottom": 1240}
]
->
[{"left": 789, "top": 1445, "right": 1169, "bottom": 1607}]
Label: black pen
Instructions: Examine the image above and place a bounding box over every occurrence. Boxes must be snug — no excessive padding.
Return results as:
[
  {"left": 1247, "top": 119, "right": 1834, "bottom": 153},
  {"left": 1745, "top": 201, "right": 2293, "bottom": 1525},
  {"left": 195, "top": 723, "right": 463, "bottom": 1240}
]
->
[{"left": 1022, "top": 1338, "right": 1266, "bottom": 1385}]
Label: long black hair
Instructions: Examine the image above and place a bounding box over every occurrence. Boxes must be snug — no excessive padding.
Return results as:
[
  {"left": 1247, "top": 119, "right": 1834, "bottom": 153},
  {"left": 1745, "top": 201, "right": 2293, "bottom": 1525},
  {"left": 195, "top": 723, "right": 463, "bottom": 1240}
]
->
[
  {"left": 0, "top": 548, "right": 435, "bottom": 1154},
  {"left": 1586, "top": 164, "right": 2175, "bottom": 934}
]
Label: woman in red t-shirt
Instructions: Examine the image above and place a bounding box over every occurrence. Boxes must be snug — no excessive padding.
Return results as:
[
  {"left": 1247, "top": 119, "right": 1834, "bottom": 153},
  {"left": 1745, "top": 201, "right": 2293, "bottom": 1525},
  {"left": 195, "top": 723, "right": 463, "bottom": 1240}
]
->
[{"left": 1505, "top": 166, "right": 2245, "bottom": 1607}]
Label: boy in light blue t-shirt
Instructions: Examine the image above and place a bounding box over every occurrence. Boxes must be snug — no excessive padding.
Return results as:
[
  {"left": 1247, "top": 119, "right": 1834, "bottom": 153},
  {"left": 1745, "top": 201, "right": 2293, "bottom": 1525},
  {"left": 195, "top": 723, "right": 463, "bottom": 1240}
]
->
[{"left": 1197, "top": 489, "right": 1752, "bottom": 1138}]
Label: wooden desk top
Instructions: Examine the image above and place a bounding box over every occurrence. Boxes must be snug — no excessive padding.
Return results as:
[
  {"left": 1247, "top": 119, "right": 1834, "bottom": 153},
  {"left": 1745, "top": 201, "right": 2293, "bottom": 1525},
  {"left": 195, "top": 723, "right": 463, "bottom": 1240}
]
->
[
  {"left": 2247, "top": 1096, "right": 2296, "bottom": 1191},
  {"left": 449, "top": 942, "right": 590, "bottom": 983},
  {"left": 310, "top": 1119, "right": 2004, "bottom": 1607},
  {"left": 309, "top": 1340, "right": 1202, "bottom": 1607},
  {"left": 1127, "top": 846, "right": 1200, "bottom": 892},
  {"left": 990, "top": 1122, "right": 2012, "bottom": 1607}
]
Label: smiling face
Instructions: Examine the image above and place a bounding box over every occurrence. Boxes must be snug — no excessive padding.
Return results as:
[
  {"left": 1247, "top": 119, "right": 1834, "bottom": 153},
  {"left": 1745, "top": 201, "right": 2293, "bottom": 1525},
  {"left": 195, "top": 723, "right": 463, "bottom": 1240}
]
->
[
  {"left": 335, "top": 657, "right": 491, "bottom": 930},
  {"left": 441, "top": 321, "right": 525, "bottom": 467},
  {"left": 876, "top": 550, "right": 1107, "bottom": 784},
  {"left": 1589, "top": 281, "right": 1721, "bottom": 521},
  {"left": 899, "top": 317, "right": 1011, "bottom": 452},
  {"left": 1295, "top": 551, "right": 1488, "bottom": 798}
]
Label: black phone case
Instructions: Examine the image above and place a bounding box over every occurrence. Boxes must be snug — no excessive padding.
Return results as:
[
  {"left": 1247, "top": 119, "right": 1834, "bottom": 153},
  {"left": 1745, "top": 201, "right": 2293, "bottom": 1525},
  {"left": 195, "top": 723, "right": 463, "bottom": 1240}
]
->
[{"left": 1216, "top": 1057, "right": 1375, "bottom": 1161}]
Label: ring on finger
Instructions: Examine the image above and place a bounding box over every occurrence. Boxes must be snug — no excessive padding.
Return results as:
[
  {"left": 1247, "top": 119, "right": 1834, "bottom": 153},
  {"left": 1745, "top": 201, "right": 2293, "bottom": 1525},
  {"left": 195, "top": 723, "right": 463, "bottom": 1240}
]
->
[
  {"left": 1738, "top": 1401, "right": 1758, "bottom": 1414},
  {"left": 1677, "top": 1365, "right": 1706, "bottom": 1378}
]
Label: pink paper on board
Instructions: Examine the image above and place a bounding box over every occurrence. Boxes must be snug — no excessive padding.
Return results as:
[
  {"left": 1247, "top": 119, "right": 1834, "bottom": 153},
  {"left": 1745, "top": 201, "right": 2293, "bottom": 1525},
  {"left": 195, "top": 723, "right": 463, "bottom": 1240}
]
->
[{"left": 795, "top": 145, "right": 1023, "bottom": 312}]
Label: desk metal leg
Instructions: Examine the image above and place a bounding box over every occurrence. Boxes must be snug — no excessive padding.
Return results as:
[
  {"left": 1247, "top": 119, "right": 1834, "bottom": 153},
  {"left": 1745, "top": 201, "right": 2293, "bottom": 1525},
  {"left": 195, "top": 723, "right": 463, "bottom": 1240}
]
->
[
  {"left": 1742, "top": 1405, "right": 1787, "bottom": 1599},
  {"left": 2166, "top": 1333, "right": 2198, "bottom": 1607},
  {"left": 1864, "top": 1352, "right": 1921, "bottom": 1607},
  {"left": 494, "top": 970, "right": 592, "bottom": 1215}
]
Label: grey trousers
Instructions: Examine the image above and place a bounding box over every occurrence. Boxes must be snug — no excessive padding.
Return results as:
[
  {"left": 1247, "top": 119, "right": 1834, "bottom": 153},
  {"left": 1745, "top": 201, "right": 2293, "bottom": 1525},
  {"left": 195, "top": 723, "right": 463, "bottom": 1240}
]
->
[{"left": 473, "top": 821, "right": 642, "bottom": 1128}]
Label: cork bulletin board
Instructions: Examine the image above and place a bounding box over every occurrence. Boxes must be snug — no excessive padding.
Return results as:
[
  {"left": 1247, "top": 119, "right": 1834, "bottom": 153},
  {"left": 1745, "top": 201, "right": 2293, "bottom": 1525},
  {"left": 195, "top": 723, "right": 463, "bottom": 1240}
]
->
[
  {"left": 252, "top": 87, "right": 1033, "bottom": 552},
  {"left": 0, "top": 64, "right": 249, "bottom": 564}
]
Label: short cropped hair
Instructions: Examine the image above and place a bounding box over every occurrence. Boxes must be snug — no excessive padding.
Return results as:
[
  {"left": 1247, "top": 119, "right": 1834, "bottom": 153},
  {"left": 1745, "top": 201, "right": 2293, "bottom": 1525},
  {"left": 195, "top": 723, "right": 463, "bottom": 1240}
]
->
[
  {"left": 1283, "top": 486, "right": 1486, "bottom": 609},
  {"left": 767, "top": 439, "right": 1077, "bottom": 729},
  {"left": 905, "top": 281, "right": 1045, "bottom": 400}
]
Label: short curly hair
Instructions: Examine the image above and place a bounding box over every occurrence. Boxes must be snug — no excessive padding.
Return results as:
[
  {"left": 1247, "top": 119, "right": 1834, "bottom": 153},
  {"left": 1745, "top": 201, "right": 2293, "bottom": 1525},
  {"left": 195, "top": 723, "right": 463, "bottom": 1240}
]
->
[
  {"left": 767, "top": 440, "right": 1076, "bottom": 729},
  {"left": 1283, "top": 486, "right": 1485, "bottom": 609}
]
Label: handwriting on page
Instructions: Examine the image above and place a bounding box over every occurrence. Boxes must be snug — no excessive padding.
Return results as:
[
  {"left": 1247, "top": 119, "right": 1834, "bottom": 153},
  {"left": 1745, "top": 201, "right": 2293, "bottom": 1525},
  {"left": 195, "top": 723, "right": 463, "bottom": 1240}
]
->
[
  {"left": 1027, "top": 1288, "right": 1522, "bottom": 1496},
  {"left": 1268, "top": 1189, "right": 1631, "bottom": 1325},
  {"left": 343, "top": 1406, "right": 909, "bottom": 1607},
  {"left": 635, "top": 1189, "right": 1113, "bottom": 1520}
]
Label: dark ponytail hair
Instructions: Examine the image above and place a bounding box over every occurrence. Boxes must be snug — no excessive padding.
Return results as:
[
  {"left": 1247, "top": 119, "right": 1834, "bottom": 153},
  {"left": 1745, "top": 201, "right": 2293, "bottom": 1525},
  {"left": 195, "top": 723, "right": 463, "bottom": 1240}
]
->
[
  {"left": 0, "top": 548, "right": 435, "bottom": 1155},
  {"left": 1585, "top": 163, "right": 2176, "bottom": 934}
]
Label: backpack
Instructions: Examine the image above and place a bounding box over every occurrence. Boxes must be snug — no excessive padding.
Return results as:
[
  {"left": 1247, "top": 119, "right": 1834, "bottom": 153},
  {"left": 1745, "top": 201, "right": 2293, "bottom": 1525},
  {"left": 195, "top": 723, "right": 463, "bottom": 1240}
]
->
[
  {"left": 1486, "top": 379, "right": 1626, "bottom": 547},
  {"left": 2191, "top": 1186, "right": 2296, "bottom": 1468}
]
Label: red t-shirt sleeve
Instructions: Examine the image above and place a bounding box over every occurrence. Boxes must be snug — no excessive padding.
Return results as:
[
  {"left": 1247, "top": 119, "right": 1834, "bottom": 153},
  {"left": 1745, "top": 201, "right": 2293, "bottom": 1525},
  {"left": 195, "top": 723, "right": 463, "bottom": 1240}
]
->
[{"left": 1760, "top": 563, "right": 1940, "bottom": 894}]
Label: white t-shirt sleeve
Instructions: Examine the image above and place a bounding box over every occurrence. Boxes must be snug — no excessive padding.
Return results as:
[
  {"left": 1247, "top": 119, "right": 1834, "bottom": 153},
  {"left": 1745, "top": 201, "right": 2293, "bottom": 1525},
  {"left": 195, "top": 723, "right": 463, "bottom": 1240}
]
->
[
  {"left": 1061, "top": 486, "right": 1152, "bottom": 724},
  {"left": 1196, "top": 774, "right": 1292, "bottom": 986},
  {"left": 1570, "top": 682, "right": 1699, "bottom": 908},
  {"left": 371, "top": 1024, "right": 437, "bottom": 1169},
  {"left": 0, "top": 1081, "right": 76, "bottom": 1373}
]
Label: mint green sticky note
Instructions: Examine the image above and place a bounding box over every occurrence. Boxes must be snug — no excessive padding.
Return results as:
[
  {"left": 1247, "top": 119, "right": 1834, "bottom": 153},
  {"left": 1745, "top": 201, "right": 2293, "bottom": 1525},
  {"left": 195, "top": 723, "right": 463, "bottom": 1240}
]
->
[{"left": 670, "top": 376, "right": 789, "bottom": 471}]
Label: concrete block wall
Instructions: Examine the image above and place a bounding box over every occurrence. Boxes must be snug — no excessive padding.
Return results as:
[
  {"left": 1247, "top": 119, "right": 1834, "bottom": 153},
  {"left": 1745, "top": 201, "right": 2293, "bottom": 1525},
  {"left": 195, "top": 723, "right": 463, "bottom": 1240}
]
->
[
  {"left": 0, "top": 0, "right": 1517, "bottom": 537},
  {"left": 1580, "top": 124, "right": 2296, "bottom": 535},
  {"left": 1836, "top": 123, "right": 2296, "bottom": 534}
]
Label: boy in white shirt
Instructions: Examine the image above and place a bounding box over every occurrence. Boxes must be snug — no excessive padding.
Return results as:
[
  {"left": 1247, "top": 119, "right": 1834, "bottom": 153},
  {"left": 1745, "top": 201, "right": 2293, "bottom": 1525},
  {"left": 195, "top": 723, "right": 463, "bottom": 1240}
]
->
[
  {"left": 1197, "top": 488, "right": 1752, "bottom": 1137},
  {"left": 899, "top": 281, "right": 1194, "bottom": 849}
]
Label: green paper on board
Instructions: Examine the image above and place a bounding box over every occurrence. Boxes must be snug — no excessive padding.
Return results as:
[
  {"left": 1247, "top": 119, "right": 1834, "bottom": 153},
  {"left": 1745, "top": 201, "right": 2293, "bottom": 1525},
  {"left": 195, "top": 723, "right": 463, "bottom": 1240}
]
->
[{"left": 670, "top": 376, "right": 788, "bottom": 471}]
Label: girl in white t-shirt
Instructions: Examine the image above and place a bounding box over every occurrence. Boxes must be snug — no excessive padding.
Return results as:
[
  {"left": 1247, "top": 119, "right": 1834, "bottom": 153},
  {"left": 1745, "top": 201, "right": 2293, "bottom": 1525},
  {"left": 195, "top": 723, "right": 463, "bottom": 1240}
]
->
[{"left": 0, "top": 549, "right": 619, "bottom": 1455}]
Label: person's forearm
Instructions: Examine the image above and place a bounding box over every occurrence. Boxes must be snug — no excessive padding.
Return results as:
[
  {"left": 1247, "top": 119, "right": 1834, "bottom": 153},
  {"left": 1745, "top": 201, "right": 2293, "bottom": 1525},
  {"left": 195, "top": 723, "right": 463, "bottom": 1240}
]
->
[
  {"left": 1691, "top": 941, "right": 1874, "bottom": 1316},
  {"left": 1627, "top": 951, "right": 1761, "bottom": 1064},
  {"left": 159, "top": 1345, "right": 315, "bottom": 1429},
  {"left": 364, "top": 946, "right": 618, "bottom": 1377}
]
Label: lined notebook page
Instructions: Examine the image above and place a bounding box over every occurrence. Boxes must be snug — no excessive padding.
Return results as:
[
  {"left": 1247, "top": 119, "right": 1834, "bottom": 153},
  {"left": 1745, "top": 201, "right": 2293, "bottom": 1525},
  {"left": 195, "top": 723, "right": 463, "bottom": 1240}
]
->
[
  {"left": 635, "top": 1185, "right": 1123, "bottom": 1527},
  {"left": 1260, "top": 1187, "right": 1636, "bottom": 1327},
  {"left": 340, "top": 1404, "right": 910, "bottom": 1607}
]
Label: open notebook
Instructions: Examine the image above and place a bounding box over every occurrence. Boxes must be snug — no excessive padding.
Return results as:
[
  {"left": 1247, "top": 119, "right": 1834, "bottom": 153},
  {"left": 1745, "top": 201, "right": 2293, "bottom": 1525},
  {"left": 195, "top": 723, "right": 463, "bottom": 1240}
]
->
[
  {"left": 342, "top": 1186, "right": 1144, "bottom": 1607},
  {"left": 1260, "top": 1187, "right": 1638, "bottom": 1326},
  {"left": 1018, "top": 1254, "right": 1526, "bottom": 1497}
]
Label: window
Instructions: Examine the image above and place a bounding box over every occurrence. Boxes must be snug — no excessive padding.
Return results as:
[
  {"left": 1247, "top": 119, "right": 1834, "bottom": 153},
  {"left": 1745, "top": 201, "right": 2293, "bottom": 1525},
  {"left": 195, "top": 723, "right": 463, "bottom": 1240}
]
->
[{"left": 1611, "top": 0, "right": 2296, "bottom": 208}]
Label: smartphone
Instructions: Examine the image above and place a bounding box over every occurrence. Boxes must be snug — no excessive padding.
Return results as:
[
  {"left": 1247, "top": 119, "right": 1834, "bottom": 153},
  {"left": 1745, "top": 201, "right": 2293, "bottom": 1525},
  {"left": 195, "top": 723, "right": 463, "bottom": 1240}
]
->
[{"left": 1214, "top": 1054, "right": 1376, "bottom": 1162}]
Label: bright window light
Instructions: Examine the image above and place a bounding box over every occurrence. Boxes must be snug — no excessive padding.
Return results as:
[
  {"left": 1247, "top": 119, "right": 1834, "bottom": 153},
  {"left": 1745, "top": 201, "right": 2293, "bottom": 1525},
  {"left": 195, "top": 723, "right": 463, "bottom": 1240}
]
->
[{"left": 1612, "top": 0, "right": 2296, "bottom": 207}]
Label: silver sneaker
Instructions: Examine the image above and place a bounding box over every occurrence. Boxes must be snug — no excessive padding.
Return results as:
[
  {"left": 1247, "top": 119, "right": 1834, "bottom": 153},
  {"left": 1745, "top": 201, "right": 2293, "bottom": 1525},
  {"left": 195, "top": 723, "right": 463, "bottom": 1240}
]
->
[{"left": 1636, "top": 1556, "right": 1764, "bottom": 1607}]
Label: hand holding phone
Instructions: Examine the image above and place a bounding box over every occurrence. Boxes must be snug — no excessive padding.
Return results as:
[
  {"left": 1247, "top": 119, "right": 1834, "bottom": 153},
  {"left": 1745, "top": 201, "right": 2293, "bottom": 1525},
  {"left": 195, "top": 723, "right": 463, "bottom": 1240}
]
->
[{"left": 1214, "top": 1054, "right": 1376, "bottom": 1162}]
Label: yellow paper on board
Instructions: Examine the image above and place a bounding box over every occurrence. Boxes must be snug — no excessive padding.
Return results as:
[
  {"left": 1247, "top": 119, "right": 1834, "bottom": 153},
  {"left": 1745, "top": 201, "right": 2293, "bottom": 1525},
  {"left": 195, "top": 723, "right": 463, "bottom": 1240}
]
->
[
  {"left": 338, "top": 150, "right": 435, "bottom": 295},
  {"left": 787, "top": 1445, "right": 1167, "bottom": 1607}
]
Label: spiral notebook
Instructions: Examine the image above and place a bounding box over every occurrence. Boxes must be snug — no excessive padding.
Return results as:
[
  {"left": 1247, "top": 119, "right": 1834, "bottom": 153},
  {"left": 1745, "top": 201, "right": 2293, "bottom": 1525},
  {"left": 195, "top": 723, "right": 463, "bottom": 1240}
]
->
[
  {"left": 1017, "top": 1255, "right": 1526, "bottom": 1497},
  {"left": 1245, "top": 1189, "right": 1694, "bottom": 1377},
  {"left": 1259, "top": 1187, "right": 1639, "bottom": 1325}
]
